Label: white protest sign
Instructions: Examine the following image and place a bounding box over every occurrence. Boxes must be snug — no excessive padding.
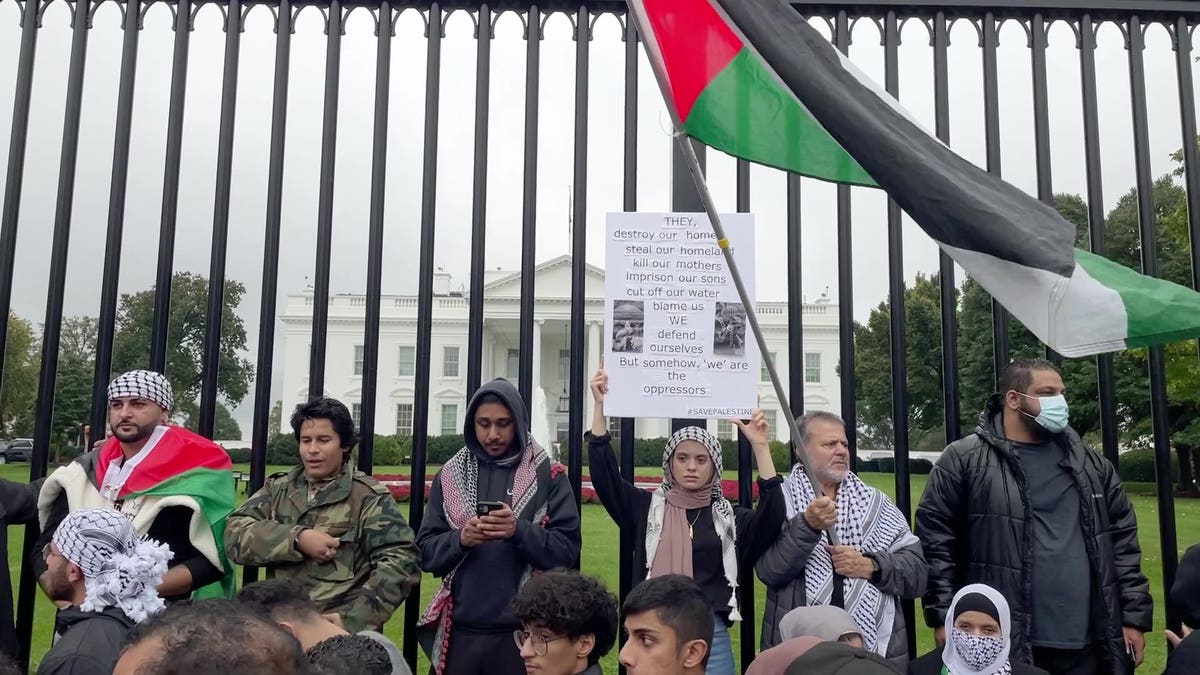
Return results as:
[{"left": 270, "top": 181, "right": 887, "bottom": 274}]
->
[{"left": 604, "top": 212, "right": 758, "bottom": 419}]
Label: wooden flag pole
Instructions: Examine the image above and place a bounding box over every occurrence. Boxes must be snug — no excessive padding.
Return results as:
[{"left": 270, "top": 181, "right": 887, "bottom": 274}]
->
[{"left": 673, "top": 132, "right": 840, "bottom": 546}]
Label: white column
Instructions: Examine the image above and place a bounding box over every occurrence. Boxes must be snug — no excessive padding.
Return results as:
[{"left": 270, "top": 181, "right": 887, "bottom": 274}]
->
[
  {"left": 531, "top": 319, "right": 543, "bottom": 395},
  {"left": 586, "top": 320, "right": 601, "bottom": 414}
]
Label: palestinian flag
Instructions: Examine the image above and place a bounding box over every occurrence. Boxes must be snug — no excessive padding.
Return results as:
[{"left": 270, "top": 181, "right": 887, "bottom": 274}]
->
[
  {"left": 628, "top": 0, "right": 1200, "bottom": 357},
  {"left": 95, "top": 426, "right": 236, "bottom": 598}
]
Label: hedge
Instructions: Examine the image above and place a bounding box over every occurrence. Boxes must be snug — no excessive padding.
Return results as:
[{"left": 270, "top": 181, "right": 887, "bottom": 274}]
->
[
  {"left": 1115, "top": 448, "right": 1179, "bottom": 483},
  {"left": 227, "top": 433, "right": 937, "bottom": 478}
]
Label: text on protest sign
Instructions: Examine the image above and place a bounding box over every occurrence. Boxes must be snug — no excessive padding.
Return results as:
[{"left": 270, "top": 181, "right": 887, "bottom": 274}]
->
[{"left": 604, "top": 212, "right": 758, "bottom": 420}]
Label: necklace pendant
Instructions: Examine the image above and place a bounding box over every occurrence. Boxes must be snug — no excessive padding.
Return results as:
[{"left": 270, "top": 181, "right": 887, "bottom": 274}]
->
[{"left": 689, "top": 525, "right": 694, "bottom": 539}]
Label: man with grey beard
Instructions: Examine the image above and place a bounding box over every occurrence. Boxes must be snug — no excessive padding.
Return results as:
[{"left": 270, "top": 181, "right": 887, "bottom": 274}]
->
[{"left": 754, "top": 411, "right": 927, "bottom": 667}]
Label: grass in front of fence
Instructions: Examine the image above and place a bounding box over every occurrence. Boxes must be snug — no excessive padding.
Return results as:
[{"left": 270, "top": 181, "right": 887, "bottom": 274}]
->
[{"left": 4, "top": 463, "right": 1193, "bottom": 672}]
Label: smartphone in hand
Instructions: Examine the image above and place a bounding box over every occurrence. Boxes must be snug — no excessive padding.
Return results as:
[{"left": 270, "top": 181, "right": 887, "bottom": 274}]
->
[{"left": 476, "top": 501, "right": 505, "bottom": 516}]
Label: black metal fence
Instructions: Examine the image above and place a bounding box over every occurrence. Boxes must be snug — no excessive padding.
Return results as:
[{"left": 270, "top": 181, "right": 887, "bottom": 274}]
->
[{"left": 2, "top": 0, "right": 1200, "bottom": 670}]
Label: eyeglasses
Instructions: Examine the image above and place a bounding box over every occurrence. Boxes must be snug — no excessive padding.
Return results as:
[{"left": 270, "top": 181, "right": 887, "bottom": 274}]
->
[
  {"left": 41, "top": 543, "right": 62, "bottom": 563},
  {"left": 512, "top": 629, "right": 569, "bottom": 656}
]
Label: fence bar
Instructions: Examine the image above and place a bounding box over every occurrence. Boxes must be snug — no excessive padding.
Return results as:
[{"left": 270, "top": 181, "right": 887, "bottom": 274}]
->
[
  {"left": 932, "top": 11, "right": 961, "bottom": 443},
  {"left": 518, "top": 5, "right": 540, "bottom": 416},
  {"left": 306, "top": 0, "right": 343, "bottom": 400},
  {"left": 981, "top": 13, "right": 1010, "bottom": 384},
  {"left": 0, "top": 0, "right": 41, "bottom": 399},
  {"left": 1029, "top": 13, "right": 1062, "bottom": 364},
  {"left": 466, "top": 3, "right": 492, "bottom": 398},
  {"left": 567, "top": 6, "right": 589, "bottom": 514},
  {"left": 786, "top": 173, "right": 803, "bottom": 417},
  {"left": 150, "top": 0, "right": 193, "bottom": 371},
  {"left": 403, "top": 2, "right": 442, "bottom": 664},
  {"left": 669, "top": 136, "right": 706, "bottom": 432},
  {"left": 243, "top": 0, "right": 294, "bottom": 586},
  {"left": 197, "top": 0, "right": 243, "bottom": 436},
  {"left": 89, "top": 0, "right": 144, "bottom": 439},
  {"left": 883, "top": 11, "right": 915, "bottom": 657},
  {"left": 358, "top": 0, "right": 395, "bottom": 475},
  {"left": 1175, "top": 19, "right": 1200, "bottom": 483},
  {"left": 834, "top": 10, "right": 857, "bottom": 467},
  {"left": 736, "top": 153, "right": 756, "bottom": 669},
  {"left": 1128, "top": 14, "right": 1180, "bottom": 634},
  {"left": 618, "top": 18, "right": 637, "bottom": 672},
  {"left": 1077, "top": 14, "right": 1120, "bottom": 467},
  {"left": 1030, "top": 15, "right": 1053, "bottom": 206},
  {"left": 13, "top": 0, "right": 86, "bottom": 663}
]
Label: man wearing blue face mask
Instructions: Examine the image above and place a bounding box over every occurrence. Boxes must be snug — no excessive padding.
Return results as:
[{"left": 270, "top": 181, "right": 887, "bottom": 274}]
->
[{"left": 915, "top": 358, "right": 1152, "bottom": 675}]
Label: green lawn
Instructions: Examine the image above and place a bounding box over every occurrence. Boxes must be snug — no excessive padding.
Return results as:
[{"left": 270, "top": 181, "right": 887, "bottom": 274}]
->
[{"left": 5, "top": 463, "right": 1194, "bottom": 673}]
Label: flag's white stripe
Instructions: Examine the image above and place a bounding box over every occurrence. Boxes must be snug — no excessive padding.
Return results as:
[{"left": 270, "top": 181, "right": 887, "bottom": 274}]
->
[{"left": 941, "top": 245, "right": 1129, "bottom": 358}]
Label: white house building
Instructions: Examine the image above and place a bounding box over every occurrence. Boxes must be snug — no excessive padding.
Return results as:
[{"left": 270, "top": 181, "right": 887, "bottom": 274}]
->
[{"left": 278, "top": 255, "right": 841, "bottom": 445}]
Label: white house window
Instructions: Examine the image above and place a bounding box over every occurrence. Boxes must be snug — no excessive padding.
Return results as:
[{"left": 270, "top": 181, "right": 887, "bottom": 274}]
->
[
  {"left": 608, "top": 417, "right": 622, "bottom": 442},
  {"left": 443, "top": 346, "right": 460, "bottom": 378},
  {"left": 805, "top": 353, "right": 821, "bottom": 383},
  {"left": 398, "top": 345, "right": 415, "bottom": 377},
  {"left": 353, "top": 345, "right": 365, "bottom": 376},
  {"left": 506, "top": 349, "right": 520, "bottom": 380},
  {"left": 441, "top": 404, "right": 458, "bottom": 436},
  {"left": 558, "top": 349, "right": 570, "bottom": 383},
  {"left": 351, "top": 403, "right": 362, "bottom": 429},
  {"left": 396, "top": 404, "right": 414, "bottom": 436},
  {"left": 761, "top": 352, "right": 776, "bottom": 382},
  {"left": 717, "top": 419, "right": 735, "bottom": 440},
  {"left": 763, "top": 410, "right": 777, "bottom": 441}
]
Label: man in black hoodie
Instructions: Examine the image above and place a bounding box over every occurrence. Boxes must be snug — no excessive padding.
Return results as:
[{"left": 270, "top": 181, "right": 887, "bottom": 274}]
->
[{"left": 416, "top": 378, "right": 581, "bottom": 675}]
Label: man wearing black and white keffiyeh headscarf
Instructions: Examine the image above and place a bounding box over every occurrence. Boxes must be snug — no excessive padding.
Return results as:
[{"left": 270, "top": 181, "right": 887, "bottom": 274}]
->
[
  {"left": 37, "top": 508, "right": 173, "bottom": 675},
  {"left": 755, "top": 411, "right": 928, "bottom": 668}
]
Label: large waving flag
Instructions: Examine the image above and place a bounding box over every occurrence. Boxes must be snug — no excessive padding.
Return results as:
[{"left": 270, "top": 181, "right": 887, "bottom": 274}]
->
[
  {"left": 628, "top": 0, "right": 1200, "bottom": 357},
  {"left": 95, "top": 427, "right": 237, "bottom": 598}
]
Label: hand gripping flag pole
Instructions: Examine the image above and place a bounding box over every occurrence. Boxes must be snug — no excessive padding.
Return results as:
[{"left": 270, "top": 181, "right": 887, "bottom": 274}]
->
[{"left": 673, "top": 132, "right": 840, "bottom": 546}]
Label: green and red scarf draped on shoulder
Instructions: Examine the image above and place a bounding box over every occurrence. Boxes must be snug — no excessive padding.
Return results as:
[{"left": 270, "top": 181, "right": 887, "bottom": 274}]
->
[
  {"left": 628, "top": 0, "right": 1200, "bottom": 357},
  {"left": 94, "top": 426, "right": 237, "bottom": 598}
]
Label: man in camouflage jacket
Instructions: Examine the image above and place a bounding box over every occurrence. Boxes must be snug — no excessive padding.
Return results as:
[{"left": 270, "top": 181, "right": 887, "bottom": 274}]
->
[{"left": 225, "top": 398, "right": 421, "bottom": 633}]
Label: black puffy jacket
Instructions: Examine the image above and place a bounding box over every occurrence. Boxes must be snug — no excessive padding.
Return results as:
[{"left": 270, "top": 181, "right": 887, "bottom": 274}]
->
[{"left": 914, "top": 395, "right": 1152, "bottom": 673}]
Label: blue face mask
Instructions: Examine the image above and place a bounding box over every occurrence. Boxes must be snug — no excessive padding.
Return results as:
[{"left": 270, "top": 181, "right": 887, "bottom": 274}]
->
[{"left": 1016, "top": 392, "right": 1070, "bottom": 433}]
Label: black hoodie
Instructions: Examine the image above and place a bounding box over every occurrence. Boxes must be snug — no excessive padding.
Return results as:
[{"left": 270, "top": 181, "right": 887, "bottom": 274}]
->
[{"left": 417, "top": 379, "right": 581, "bottom": 631}]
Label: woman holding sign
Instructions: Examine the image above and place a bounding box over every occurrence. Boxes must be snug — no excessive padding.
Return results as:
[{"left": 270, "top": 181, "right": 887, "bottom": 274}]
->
[{"left": 586, "top": 367, "right": 785, "bottom": 675}]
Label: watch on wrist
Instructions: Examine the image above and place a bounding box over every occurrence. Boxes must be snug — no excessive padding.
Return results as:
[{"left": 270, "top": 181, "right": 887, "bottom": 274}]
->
[{"left": 292, "top": 527, "right": 308, "bottom": 551}]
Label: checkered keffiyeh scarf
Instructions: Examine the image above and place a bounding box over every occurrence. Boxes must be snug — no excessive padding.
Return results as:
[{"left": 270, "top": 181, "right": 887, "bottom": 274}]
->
[
  {"left": 52, "top": 508, "right": 173, "bottom": 623},
  {"left": 107, "top": 370, "right": 174, "bottom": 410},
  {"left": 784, "top": 467, "right": 917, "bottom": 656}
]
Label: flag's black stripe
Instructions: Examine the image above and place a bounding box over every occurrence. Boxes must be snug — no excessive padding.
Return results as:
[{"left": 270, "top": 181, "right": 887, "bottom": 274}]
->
[{"left": 713, "top": 0, "right": 1076, "bottom": 276}]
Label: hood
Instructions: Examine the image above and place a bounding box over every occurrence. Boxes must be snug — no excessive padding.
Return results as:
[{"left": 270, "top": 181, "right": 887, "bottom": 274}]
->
[
  {"left": 56, "top": 605, "right": 135, "bottom": 632},
  {"left": 463, "top": 378, "right": 530, "bottom": 462}
]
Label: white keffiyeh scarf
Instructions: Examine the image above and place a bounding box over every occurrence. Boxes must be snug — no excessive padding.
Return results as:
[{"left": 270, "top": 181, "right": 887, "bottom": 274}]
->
[
  {"left": 783, "top": 466, "right": 918, "bottom": 656},
  {"left": 52, "top": 507, "right": 173, "bottom": 623}
]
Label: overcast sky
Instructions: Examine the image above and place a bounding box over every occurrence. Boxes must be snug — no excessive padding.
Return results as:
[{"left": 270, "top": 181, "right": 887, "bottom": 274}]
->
[{"left": 1, "top": 4, "right": 1195, "bottom": 436}]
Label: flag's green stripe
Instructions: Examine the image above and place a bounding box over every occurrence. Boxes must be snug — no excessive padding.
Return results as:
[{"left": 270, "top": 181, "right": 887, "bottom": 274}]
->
[
  {"left": 684, "top": 49, "right": 877, "bottom": 188},
  {"left": 1075, "top": 249, "right": 1200, "bottom": 348},
  {"left": 130, "top": 467, "right": 237, "bottom": 598}
]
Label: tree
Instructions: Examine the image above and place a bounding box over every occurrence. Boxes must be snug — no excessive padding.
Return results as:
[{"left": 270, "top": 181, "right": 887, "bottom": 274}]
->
[
  {"left": 111, "top": 272, "right": 254, "bottom": 417},
  {"left": 269, "top": 400, "right": 283, "bottom": 436},
  {"left": 0, "top": 313, "right": 39, "bottom": 436},
  {"left": 852, "top": 273, "right": 951, "bottom": 450},
  {"left": 51, "top": 317, "right": 100, "bottom": 446},
  {"left": 178, "top": 400, "right": 243, "bottom": 440}
]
